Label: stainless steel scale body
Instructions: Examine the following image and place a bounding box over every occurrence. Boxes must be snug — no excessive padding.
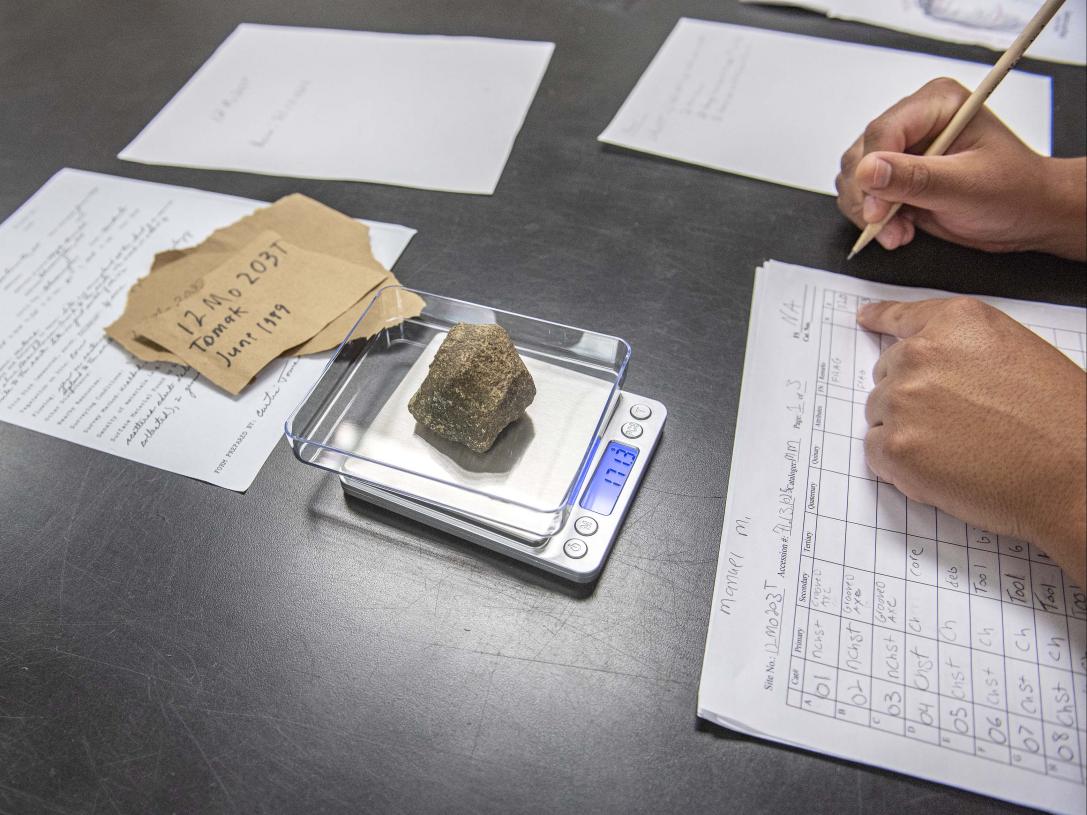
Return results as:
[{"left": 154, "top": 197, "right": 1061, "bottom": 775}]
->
[
  {"left": 341, "top": 390, "right": 665, "bottom": 582},
  {"left": 286, "top": 287, "right": 666, "bottom": 583}
]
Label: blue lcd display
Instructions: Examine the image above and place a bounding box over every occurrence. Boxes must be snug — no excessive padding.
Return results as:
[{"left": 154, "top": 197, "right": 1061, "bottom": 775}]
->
[{"left": 579, "top": 441, "right": 639, "bottom": 516}]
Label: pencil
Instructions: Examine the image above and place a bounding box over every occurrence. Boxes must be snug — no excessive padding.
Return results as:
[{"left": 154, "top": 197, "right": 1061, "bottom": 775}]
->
[{"left": 847, "top": 0, "right": 1067, "bottom": 260}]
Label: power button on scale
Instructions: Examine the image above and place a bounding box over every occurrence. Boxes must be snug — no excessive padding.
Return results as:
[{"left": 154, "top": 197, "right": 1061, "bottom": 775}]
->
[
  {"left": 621, "top": 422, "right": 643, "bottom": 439},
  {"left": 564, "top": 539, "right": 588, "bottom": 559}
]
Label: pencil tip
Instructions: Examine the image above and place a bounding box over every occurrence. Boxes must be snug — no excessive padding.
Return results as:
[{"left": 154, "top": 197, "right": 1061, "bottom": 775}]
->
[{"left": 846, "top": 250, "right": 856, "bottom": 261}]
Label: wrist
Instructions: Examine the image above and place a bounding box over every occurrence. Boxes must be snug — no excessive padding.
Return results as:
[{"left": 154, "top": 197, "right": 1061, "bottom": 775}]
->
[{"left": 1031, "top": 157, "right": 1087, "bottom": 261}]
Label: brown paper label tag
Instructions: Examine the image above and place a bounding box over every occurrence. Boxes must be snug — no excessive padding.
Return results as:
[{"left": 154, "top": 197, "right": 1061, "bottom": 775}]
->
[
  {"left": 134, "top": 231, "right": 384, "bottom": 394},
  {"left": 106, "top": 194, "right": 378, "bottom": 362}
]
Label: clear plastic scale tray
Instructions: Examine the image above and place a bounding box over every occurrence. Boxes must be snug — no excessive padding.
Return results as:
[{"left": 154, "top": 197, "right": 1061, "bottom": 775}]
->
[{"left": 285, "top": 287, "right": 630, "bottom": 541}]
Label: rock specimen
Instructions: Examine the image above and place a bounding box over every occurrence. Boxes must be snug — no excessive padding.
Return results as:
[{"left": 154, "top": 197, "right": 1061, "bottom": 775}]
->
[{"left": 409, "top": 323, "right": 536, "bottom": 453}]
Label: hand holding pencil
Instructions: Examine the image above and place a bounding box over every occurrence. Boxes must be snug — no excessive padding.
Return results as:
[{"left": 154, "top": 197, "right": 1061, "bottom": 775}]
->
[{"left": 836, "top": 0, "right": 1086, "bottom": 262}]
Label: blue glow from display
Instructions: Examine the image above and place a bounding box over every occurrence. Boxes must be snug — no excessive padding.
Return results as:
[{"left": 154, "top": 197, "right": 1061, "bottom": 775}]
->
[{"left": 579, "top": 441, "right": 639, "bottom": 516}]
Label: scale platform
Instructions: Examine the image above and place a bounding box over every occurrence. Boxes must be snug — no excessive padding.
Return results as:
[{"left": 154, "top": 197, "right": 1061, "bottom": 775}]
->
[
  {"left": 341, "top": 390, "right": 665, "bottom": 582},
  {"left": 286, "top": 287, "right": 665, "bottom": 583}
]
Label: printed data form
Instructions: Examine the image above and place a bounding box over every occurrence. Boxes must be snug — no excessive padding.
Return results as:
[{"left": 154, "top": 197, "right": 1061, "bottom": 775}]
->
[
  {"left": 0, "top": 170, "right": 414, "bottom": 490},
  {"left": 699, "top": 261, "right": 1086, "bottom": 813}
]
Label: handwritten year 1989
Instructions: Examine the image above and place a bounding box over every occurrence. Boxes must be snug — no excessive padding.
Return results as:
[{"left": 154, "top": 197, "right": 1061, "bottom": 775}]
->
[{"left": 171, "top": 239, "right": 291, "bottom": 365}]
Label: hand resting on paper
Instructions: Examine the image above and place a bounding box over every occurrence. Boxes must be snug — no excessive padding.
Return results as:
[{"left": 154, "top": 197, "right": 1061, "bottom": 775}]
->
[
  {"left": 859, "top": 297, "right": 1087, "bottom": 583},
  {"left": 835, "top": 78, "right": 1087, "bottom": 260}
]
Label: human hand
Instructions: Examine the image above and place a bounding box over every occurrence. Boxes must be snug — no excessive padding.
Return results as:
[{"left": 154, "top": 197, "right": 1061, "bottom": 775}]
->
[
  {"left": 837, "top": 78, "right": 1087, "bottom": 260},
  {"left": 860, "top": 296, "right": 1087, "bottom": 582}
]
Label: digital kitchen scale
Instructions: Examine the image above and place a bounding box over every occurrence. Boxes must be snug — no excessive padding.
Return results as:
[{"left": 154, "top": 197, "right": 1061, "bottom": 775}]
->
[{"left": 285, "top": 287, "right": 665, "bottom": 582}]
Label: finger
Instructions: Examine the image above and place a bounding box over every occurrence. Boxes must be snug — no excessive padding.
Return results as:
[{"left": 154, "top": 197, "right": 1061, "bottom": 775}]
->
[
  {"left": 836, "top": 137, "right": 866, "bottom": 226},
  {"left": 861, "top": 77, "right": 971, "bottom": 156},
  {"left": 857, "top": 299, "right": 948, "bottom": 338},
  {"left": 872, "top": 213, "right": 917, "bottom": 251},
  {"left": 839, "top": 133, "right": 863, "bottom": 177},
  {"left": 862, "top": 193, "right": 892, "bottom": 224},
  {"left": 872, "top": 347, "right": 891, "bottom": 384},
  {"left": 863, "top": 425, "right": 892, "bottom": 482},
  {"left": 855, "top": 151, "right": 975, "bottom": 212},
  {"left": 836, "top": 173, "right": 864, "bottom": 228},
  {"left": 864, "top": 380, "right": 889, "bottom": 427}
]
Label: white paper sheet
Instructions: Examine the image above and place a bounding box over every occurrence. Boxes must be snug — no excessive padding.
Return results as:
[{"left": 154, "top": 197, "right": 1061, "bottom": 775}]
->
[
  {"left": 742, "top": 0, "right": 1087, "bottom": 66},
  {"left": 599, "top": 19, "right": 1052, "bottom": 195},
  {"left": 0, "top": 169, "right": 415, "bottom": 491},
  {"left": 118, "top": 24, "right": 554, "bottom": 195},
  {"left": 699, "top": 260, "right": 1086, "bottom": 813}
]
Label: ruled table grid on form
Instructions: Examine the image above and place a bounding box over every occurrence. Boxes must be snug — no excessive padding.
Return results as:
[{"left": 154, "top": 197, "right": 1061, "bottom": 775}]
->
[{"left": 785, "top": 288, "right": 1087, "bottom": 785}]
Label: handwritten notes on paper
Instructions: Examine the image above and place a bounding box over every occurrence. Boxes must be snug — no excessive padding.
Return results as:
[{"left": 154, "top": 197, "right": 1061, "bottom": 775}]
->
[
  {"left": 118, "top": 24, "right": 555, "bottom": 194},
  {"left": 599, "top": 19, "right": 1052, "bottom": 195},
  {"left": 0, "top": 169, "right": 416, "bottom": 490},
  {"left": 135, "top": 233, "right": 384, "bottom": 393}
]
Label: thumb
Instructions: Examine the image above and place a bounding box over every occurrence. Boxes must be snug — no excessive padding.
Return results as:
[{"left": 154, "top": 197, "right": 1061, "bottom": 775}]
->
[
  {"left": 858, "top": 299, "right": 948, "bottom": 338},
  {"left": 856, "top": 151, "right": 968, "bottom": 211}
]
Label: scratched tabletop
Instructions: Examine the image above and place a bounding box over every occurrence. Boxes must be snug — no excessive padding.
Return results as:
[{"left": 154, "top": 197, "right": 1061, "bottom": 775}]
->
[{"left": 1, "top": 1, "right": 1084, "bottom": 813}]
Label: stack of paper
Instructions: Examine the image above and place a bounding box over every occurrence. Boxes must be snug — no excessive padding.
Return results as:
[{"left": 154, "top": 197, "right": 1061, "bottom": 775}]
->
[
  {"left": 105, "top": 194, "right": 423, "bottom": 394},
  {"left": 0, "top": 170, "right": 416, "bottom": 490}
]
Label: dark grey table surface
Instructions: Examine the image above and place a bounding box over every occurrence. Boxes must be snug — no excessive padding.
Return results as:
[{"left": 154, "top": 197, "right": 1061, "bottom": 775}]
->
[{"left": 1, "top": 1, "right": 1084, "bottom": 813}]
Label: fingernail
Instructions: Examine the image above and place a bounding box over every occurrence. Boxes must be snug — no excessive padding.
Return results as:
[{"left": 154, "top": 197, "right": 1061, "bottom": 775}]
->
[
  {"left": 863, "top": 195, "right": 881, "bottom": 222},
  {"left": 870, "top": 157, "right": 892, "bottom": 190},
  {"left": 858, "top": 303, "right": 875, "bottom": 319}
]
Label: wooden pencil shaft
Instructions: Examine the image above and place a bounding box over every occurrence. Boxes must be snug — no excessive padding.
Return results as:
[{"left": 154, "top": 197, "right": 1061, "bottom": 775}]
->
[{"left": 924, "top": 0, "right": 1064, "bottom": 158}]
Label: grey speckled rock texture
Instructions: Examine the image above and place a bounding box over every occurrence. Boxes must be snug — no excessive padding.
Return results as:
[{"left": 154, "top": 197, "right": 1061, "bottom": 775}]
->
[{"left": 408, "top": 323, "right": 536, "bottom": 453}]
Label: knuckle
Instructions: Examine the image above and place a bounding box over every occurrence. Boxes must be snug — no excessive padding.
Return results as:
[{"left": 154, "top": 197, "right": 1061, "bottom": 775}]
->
[
  {"left": 883, "top": 386, "right": 907, "bottom": 415},
  {"left": 882, "top": 430, "right": 914, "bottom": 463},
  {"left": 904, "top": 161, "right": 932, "bottom": 198},
  {"left": 888, "top": 345, "right": 910, "bottom": 370},
  {"left": 863, "top": 430, "right": 879, "bottom": 461},
  {"left": 947, "top": 296, "right": 987, "bottom": 320},
  {"left": 862, "top": 121, "right": 887, "bottom": 147},
  {"left": 897, "top": 336, "right": 932, "bottom": 366},
  {"left": 864, "top": 386, "right": 882, "bottom": 422},
  {"left": 895, "top": 378, "right": 925, "bottom": 403},
  {"left": 838, "top": 193, "right": 862, "bottom": 223},
  {"left": 928, "top": 77, "right": 968, "bottom": 102}
]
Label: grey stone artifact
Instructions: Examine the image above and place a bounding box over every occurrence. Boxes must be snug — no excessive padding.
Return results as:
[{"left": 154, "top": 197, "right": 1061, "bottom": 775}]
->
[{"left": 408, "top": 323, "right": 536, "bottom": 453}]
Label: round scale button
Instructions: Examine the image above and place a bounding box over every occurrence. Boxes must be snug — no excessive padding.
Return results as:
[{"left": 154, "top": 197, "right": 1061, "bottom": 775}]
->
[
  {"left": 629, "top": 403, "right": 652, "bottom": 420},
  {"left": 574, "top": 516, "right": 598, "bottom": 536},
  {"left": 620, "top": 421, "right": 643, "bottom": 439},
  {"left": 563, "top": 538, "right": 588, "bottom": 559}
]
